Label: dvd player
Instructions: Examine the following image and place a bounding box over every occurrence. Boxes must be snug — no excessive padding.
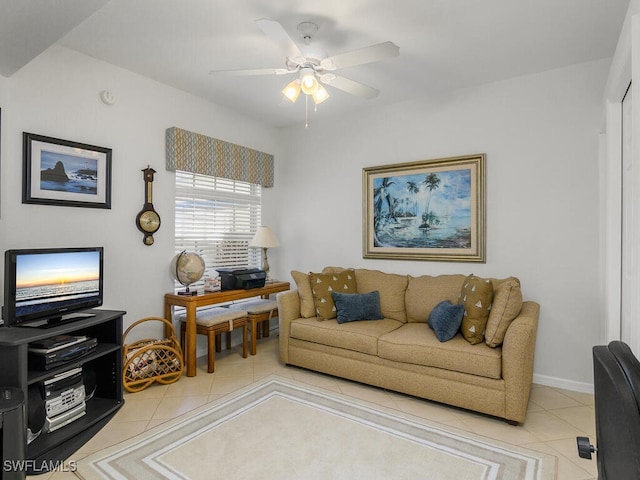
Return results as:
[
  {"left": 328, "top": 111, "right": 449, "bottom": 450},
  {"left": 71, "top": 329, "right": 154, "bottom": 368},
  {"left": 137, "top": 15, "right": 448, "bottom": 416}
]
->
[{"left": 29, "top": 336, "right": 97, "bottom": 370}]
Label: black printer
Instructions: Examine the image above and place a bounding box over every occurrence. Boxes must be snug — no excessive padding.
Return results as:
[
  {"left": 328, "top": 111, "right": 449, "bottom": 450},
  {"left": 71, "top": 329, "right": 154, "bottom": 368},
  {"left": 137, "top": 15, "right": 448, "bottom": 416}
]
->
[{"left": 216, "top": 268, "right": 266, "bottom": 290}]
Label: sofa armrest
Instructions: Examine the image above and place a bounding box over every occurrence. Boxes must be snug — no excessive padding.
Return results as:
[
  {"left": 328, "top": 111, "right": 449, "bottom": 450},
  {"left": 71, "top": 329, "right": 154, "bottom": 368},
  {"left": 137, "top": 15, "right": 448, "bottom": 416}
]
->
[
  {"left": 501, "top": 300, "right": 540, "bottom": 423},
  {"left": 277, "top": 290, "right": 302, "bottom": 364}
]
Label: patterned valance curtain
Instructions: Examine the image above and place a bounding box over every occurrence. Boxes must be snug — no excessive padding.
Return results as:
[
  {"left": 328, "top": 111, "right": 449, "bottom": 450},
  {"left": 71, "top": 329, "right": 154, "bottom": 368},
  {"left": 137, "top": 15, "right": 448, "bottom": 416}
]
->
[{"left": 165, "top": 127, "right": 274, "bottom": 188}]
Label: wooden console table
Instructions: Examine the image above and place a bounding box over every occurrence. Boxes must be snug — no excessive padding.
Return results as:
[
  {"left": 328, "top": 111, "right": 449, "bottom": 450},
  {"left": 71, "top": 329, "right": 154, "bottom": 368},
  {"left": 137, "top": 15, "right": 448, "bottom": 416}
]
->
[{"left": 164, "top": 281, "right": 290, "bottom": 377}]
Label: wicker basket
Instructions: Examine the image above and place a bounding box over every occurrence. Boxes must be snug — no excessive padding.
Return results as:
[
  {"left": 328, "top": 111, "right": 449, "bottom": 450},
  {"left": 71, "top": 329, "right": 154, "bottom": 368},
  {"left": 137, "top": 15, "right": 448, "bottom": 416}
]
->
[{"left": 122, "top": 317, "right": 184, "bottom": 393}]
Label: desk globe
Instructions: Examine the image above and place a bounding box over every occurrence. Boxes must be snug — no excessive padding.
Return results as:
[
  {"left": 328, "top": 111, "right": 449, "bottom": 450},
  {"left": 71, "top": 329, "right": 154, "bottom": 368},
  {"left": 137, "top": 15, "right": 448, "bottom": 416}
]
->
[{"left": 170, "top": 251, "right": 205, "bottom": 295}]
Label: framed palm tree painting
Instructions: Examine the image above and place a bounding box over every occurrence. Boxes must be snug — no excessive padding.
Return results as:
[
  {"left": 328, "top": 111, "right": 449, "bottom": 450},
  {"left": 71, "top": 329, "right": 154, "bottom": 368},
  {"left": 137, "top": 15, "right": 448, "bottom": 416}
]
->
[{"left": 363, "top": 154, "right": 485, "bottom": 262}]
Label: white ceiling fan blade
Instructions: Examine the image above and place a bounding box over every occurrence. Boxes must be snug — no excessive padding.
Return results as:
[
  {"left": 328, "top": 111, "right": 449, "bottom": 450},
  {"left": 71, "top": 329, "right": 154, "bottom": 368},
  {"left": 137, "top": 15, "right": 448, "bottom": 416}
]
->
[
  {"left": 320, "top": 41, "right": 399, "bottom": 70},
  {"left": 210, "top": 67, "right": 293, "bottom": 76},
  {"left": 255, "top": 18, "right": 304, "bottom": 60},
  {"left": 322, "top": 74, "right": 380, "bottom": 99}
]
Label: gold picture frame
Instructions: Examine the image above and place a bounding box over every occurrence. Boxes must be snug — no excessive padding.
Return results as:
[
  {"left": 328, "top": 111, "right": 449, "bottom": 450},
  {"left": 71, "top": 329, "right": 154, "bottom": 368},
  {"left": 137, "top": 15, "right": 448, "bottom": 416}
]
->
[{"left": 363, "top": 154, "right": 485, "bottom": 262}]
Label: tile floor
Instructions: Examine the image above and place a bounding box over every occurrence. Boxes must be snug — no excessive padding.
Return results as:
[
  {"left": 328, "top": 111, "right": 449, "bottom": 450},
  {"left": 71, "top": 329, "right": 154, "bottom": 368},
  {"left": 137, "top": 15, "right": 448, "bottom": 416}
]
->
[{"left": 32, "top": 335, "right": 597, "bottom": 480}]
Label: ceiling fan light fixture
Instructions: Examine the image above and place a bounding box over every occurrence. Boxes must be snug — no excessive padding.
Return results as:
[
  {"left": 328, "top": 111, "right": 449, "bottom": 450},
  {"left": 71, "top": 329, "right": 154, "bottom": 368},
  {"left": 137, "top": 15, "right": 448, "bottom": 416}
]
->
[
  {"left": 299, "top": 68, "right": 318, "bottom": 95},
  {"left": 282, "top": 79, "right": 301, "bottom": 102},
  {"left": 312, "top": 84, "right": 329, "bottom": 104},
  {"left": 212, "top": 19, "right": 401, "bottom": 126}
]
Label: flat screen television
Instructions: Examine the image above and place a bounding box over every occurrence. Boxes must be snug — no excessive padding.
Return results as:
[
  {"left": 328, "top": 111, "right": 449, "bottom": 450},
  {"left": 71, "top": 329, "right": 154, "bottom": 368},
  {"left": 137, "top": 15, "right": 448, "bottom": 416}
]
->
[{"left": 2, "top": 247, "right": 104, "bottom": 327}]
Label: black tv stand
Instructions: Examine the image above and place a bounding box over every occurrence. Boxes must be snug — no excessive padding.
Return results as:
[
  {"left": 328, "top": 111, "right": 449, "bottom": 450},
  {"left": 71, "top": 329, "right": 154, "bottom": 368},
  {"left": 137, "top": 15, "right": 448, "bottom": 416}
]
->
[
  {"left": 17, "top": 312, "right": 98, "bottom": 329},
  {"left": 0, "top": 309, "right": 125, "bottom": 474}
]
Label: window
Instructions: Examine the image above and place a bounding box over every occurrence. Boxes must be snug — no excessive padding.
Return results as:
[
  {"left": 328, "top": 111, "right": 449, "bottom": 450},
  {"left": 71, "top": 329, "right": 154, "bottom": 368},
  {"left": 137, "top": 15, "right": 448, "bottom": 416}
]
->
[{"left": 175, "top": 170, "right": 262, "bottom": 286}]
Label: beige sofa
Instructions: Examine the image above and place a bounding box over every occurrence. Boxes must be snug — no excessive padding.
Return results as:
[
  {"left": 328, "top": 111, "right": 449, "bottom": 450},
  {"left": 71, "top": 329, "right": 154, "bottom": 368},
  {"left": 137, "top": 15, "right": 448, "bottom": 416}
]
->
[{"left": 277, "top": 267, "right": 539, "bottom": 424}]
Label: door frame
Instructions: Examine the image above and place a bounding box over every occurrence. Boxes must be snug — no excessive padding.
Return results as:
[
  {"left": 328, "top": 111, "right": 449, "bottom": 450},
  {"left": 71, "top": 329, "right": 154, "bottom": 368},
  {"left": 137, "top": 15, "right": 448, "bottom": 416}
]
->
[{"left": 603, "top": 6, "right": 640, "bottom": 355}]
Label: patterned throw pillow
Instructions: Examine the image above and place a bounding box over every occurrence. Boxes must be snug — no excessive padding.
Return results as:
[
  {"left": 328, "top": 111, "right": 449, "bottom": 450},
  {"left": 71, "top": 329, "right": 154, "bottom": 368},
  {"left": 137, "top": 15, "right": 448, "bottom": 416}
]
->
[
  {"left": 309, "top": 269, "right": 357, "bottom": 320},
  {"left": 458, "top": 274, "right": 494, "bottom": 345}
]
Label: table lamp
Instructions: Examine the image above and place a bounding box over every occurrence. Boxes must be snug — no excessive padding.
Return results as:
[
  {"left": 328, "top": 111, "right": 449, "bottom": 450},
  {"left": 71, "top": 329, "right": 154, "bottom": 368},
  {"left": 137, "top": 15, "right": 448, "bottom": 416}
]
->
[{"left": 249, "top": 226, "right": 280, "bottom": 281}]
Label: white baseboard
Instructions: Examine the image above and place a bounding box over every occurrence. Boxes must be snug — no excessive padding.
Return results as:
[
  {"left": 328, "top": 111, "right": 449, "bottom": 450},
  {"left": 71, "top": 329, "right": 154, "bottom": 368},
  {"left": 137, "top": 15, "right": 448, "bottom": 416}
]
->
[{"left": 533, "top": 373, "right": 594, "bottom": 394}]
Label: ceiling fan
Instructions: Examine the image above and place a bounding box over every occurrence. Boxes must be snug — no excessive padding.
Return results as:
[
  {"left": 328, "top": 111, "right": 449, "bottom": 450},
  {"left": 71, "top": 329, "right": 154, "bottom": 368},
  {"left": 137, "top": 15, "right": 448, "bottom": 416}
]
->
[{"left": 210, "top": 19, "right": 400, "bottom": 106}]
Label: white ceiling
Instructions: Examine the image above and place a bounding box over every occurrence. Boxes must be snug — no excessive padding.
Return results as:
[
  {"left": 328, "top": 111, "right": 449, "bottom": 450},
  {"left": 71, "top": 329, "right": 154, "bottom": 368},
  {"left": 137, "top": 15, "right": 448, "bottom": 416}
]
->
[{"left": 0, "top": 0, "right": 630, "bottom": 127}]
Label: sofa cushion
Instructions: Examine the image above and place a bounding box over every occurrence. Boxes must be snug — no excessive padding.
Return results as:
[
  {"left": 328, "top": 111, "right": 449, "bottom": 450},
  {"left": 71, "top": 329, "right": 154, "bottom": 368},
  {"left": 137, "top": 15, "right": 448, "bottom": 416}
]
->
[
  {"left": 291, "top": 270, "right": 315, "bottom": 318},
  {"left": 289, "top": 317, "right": 403, "bottom": 356},
  {"left": 458, "top": 275, "right": 494, "bottom": 345},
  {"left": 309, "top": 269, "right": 357, "bottom": 320},
  {"left": 428, "top": 300, "right": 464, "bottom": 342},
  {"left": 378, "top": 323, "right": 502, "bottom": 379},
  {"left": 354, "top": 269, "right": 408, "bottom": 322},
  {"left": 485, "top": 277, "right": 523, "bottom": 348},
  {"left": 405, "top": 274, "right": 466, "bottom": 323},
  {"left": 331, "top": 291, "right": 384, "bottom": 324}
]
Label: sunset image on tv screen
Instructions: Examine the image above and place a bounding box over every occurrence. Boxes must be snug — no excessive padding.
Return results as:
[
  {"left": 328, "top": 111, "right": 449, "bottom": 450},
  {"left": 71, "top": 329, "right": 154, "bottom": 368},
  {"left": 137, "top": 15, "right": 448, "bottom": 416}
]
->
[{"left": 15, "top": 251, "right": 100, "bottom": 309}]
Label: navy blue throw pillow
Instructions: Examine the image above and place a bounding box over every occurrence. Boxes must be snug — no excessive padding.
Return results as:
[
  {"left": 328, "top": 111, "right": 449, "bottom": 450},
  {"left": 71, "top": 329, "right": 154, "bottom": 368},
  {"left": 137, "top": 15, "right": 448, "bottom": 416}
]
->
[
  {"left": 428, "top": 300, "right": 464, "bottom": 342},
  {"left": 331, "top": 291, "right": 384, "bottom": 324}
]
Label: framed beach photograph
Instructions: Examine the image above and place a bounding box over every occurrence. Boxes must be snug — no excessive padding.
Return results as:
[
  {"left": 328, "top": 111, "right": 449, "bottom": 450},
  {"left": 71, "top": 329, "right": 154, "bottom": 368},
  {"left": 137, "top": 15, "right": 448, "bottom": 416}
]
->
[
  {"left": 363, "top": 154, "right": 485, "bottom": 262},
  {"left": 23, "top": 133, "right": 112, "bottom": 208}
]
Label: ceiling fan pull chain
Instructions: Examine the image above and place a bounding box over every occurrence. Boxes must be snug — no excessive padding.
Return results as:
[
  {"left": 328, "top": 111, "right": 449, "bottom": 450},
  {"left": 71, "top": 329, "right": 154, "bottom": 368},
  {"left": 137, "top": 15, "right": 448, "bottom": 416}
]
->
[{"left": 305, "top": 95, "right": 309, "bottom": 128}]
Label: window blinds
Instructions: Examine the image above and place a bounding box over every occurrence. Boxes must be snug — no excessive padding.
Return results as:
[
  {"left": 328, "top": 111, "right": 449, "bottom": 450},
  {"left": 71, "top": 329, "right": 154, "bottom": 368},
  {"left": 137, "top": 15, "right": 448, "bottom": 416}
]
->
[{"left": 175, "top": 170, "right": 262, "bottom": 281}]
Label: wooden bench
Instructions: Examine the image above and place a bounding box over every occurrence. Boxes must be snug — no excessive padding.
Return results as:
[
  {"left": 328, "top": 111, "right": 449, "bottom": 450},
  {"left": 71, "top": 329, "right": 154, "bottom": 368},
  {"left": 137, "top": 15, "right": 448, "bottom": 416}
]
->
[
  {"left": 230, "top": 299, "right": 278, "bottom": 355},
  {"left": 179, "top": 308, "right": 248, "bottom": 373}
]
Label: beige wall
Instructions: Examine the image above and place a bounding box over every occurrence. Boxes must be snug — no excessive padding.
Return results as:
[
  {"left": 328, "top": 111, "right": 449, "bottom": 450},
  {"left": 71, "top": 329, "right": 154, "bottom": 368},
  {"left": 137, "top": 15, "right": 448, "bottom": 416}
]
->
[
  {"left": 275, "top": 59, "right": 610, "bottom": 391},
  {"left": 0, "top": 42, "right": 612, "bottom": 390},
  {"left": 0, "top": 45, "right": 282, "bottom": 343}
]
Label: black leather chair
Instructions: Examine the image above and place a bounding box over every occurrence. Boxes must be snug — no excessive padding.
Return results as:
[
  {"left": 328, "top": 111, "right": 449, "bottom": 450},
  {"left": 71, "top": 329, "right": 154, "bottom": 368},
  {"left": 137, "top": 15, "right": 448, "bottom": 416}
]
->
[{"left": 577, "top": 341, "right": 640, "bottom": 479}]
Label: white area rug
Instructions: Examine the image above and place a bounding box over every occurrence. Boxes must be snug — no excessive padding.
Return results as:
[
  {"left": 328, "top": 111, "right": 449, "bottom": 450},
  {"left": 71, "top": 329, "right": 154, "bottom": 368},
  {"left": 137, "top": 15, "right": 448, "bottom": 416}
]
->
[{"left": 76, "top": 376, "right": 556, "bottom": 480}]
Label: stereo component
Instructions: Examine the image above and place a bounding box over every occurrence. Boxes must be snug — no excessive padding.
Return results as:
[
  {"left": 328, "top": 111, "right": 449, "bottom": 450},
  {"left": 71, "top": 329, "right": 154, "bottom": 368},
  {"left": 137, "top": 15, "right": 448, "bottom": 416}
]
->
[
  {"left": 43, "top": 402, "right": 86, "bottom": 433},
  {"left": 40, "top": 367, "right": 87, "bottom": 434}
]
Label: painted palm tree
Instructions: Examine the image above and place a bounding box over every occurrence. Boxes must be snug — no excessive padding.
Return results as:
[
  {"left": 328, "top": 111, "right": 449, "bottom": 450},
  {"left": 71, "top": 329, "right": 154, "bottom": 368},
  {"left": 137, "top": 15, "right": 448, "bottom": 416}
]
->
[
  {"left": 420, "top": 173, "right": 441, "bottom": 229},
  {"left": 422, "top": 211, "right": 441, "bottom": 229},
  {"left": 374, "top": 177, "right": 397, "bottom": 220},
  {"left": 406, "top": 180, "right": 419, "bottom": 216}
]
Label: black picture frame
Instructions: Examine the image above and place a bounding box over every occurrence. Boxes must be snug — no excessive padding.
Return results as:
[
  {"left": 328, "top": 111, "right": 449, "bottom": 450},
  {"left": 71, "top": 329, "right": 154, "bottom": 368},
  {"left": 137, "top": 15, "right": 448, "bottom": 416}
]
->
[{"left": 23, "top": 132, "right": 112, "bottom": 209}]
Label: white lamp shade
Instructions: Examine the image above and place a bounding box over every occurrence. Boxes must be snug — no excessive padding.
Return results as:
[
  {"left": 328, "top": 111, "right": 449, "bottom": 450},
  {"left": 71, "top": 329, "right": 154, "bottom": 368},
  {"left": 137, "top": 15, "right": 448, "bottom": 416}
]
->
[
  {"left": 299, "top": 68, "right": 318, "bottom": 95},
  {"left": 249, "top": 226, "right": 280, "bottom": 248},
  {"left": 312, "top": 84, "right": 329, "bottom": 104},
  {"left": 282, "top": 79, "right": 301, "bottom": 103}
]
